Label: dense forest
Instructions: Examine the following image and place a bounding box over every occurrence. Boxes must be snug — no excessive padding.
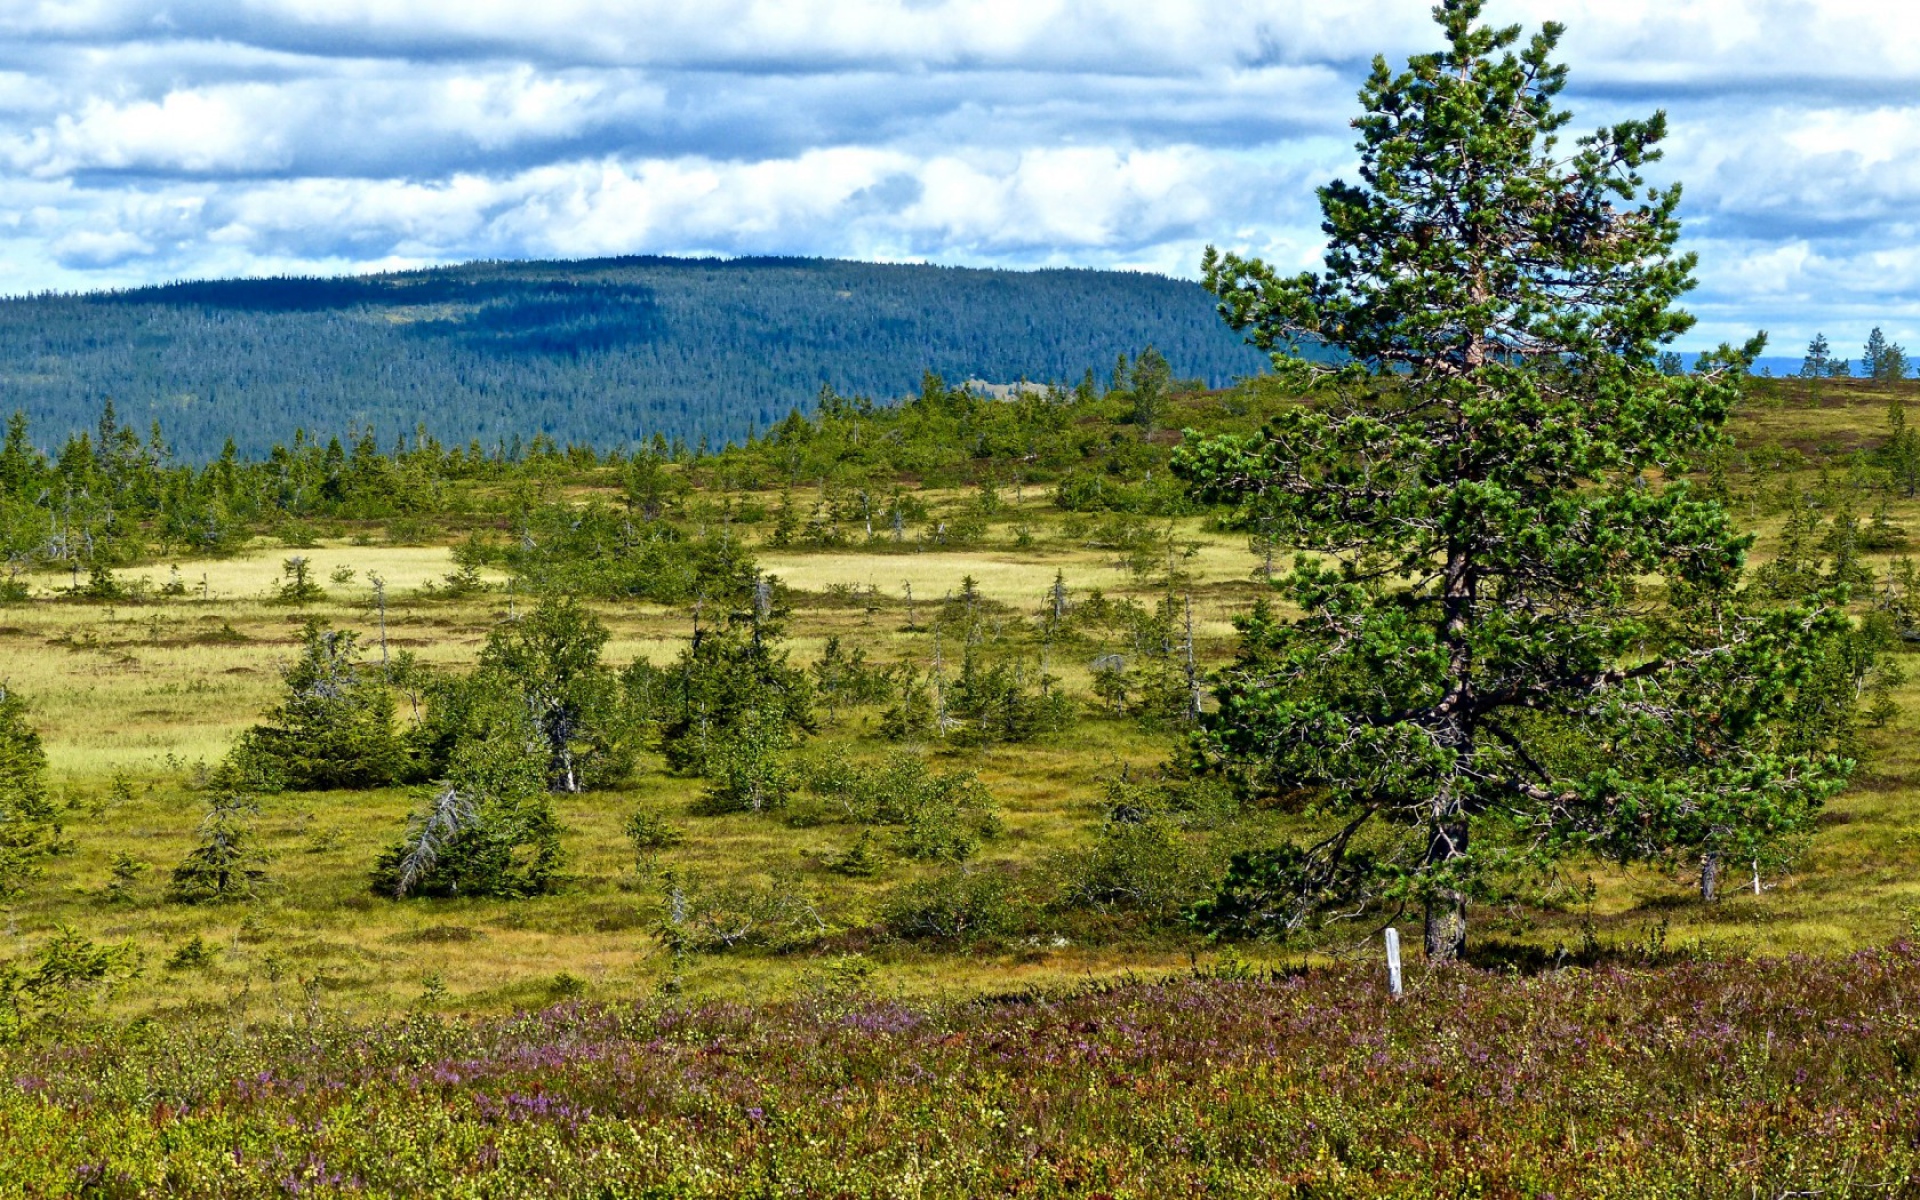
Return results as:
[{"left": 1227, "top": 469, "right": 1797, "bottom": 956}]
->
[{"left": 0, "top": 257, "right": 1273, "bottom": 459}]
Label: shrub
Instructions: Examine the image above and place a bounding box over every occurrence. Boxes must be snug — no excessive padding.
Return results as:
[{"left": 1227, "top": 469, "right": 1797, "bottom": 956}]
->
[
  {"left": 274, "top": 556, "right": 325, "bottom": 604},
  {"left": 624, "top": 807, "right": 686, "bottom": 855},
  {"left": 100, "top": 853, "right": 148, "bottom": 905},
  {"left": 895, "top": 771, "right": 1003, "bottom": 862},
  {"left": 826, "top": 831, "right": 889, "bottom": 878},
  {"left": 810, "top": 635, "right": 896, "bottom": 724},
  {"left": 164, "top": 936, "right": 218, "bottom": 973},
  {"left": 695, "top": 709, "right": 797, "bottom": 815},
  {"left": 881, "top": 867, "right": 1031, "bottom": 943},
  {"left": 1052, "top": 817, "right": 1215, "bottom": 928},
  {"left": 484, "top": 499, "right": 758, "bottom": 604},
  {"left": 476, "top": 596, "right": 633, "bottom": 793},
  {"left": 878, "top": 670, "right": 938, "bottom": 741},
  {"left": 944, "top": 649, "right": 1072, "bottom": 746},
  {"left": 1186, "top": 844, "right": 1385, "bottom": 942},
  {"left": 1098, "top": 770, "right": 1241, "bottom": 830},
  {"left": 656, "top": 868, "right": 826, "bottom": 954},
  {"left": 798, "top": 751, "right": 1003, "bottom": 861},
  {"left": 0, "top": 684, "right": 58, "bottom": 901},
  {"left": 0, "top": 928, "right": 140, "bottom": 1040}
]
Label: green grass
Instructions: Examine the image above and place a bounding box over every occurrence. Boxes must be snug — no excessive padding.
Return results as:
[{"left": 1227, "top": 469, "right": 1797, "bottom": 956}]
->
[{"left": 7, "top": 378, "right": 1920, "bottom": 1019}]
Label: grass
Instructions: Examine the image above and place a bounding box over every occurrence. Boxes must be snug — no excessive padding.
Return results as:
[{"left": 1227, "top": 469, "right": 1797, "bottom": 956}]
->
[{"left": 5, "top": 378, "right": 1920, "bottom": 1022}]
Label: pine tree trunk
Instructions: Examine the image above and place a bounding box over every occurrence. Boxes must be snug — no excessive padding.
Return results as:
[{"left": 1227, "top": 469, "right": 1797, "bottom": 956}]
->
[{"left": 1423, "top": 813, "right": 1468, "bottom": 964}]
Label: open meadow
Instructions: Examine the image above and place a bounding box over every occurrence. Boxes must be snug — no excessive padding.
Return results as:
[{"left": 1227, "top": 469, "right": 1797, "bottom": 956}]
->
[
  {"left": 2, "top": 377, "right": 1920, "bottom": 1021},
  {"left": 4, "top": 372, "right": 1920, "bottom": 1197}
]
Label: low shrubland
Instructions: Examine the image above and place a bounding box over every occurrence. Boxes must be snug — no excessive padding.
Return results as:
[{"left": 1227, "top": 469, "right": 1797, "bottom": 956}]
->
[{"left": 6, "top": 949, "right": 1920, "bottom": 1196}]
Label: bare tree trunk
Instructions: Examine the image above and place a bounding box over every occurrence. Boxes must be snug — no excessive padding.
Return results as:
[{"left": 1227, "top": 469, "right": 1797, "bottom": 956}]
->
[{"left": 1427, "top": 536, "right": 1476, "bottom": 967}]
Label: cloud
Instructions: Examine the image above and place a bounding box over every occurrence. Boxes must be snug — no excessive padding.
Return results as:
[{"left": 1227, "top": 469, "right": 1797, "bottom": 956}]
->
[{"left": 0, "top": 1, "right": 1916, "bottom": 349}]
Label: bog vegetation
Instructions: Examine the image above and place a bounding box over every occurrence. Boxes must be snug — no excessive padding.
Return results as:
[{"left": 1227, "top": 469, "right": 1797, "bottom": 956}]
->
[{"left": 4, "top": 1, "right": 1920, "bottom": 1192}]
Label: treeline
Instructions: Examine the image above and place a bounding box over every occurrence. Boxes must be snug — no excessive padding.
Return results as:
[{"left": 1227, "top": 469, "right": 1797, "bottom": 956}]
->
[
  {"left": 0, "top": 256, "right": 1272, "bottom": 459},
  {"left": 0, "top": 356, "right": 1290, "bottom": 594}
]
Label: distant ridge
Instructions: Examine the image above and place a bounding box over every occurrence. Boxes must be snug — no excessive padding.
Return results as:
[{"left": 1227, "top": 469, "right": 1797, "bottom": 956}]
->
[{"left": 0, "top": 255, "right": 1271, "bottom": 459}]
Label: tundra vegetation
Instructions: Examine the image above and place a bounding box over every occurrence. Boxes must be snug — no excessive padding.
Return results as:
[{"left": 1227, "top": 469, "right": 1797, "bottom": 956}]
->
[{"left": 2, "top": 1, "right": 1919, "bottom": 1192}]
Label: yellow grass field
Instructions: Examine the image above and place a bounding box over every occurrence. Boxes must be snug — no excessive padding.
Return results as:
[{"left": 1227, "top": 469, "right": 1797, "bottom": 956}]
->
[{"left": 4, "top": 381, "right": 1920, "bottom": 1020}]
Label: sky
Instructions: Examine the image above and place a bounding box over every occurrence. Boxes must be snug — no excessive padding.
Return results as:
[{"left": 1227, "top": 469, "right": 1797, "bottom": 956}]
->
[{"left": 2, "top": 0, "right": 1918, "bottom": 354}]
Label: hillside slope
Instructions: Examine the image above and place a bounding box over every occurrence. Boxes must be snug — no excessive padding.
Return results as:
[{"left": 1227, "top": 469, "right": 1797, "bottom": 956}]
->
[{"left": 0, "top": 256, "right": 1270, "bottom": 459}]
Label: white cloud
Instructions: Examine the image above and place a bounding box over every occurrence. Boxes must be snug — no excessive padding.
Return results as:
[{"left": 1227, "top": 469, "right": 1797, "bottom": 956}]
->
[{"left": 0, "top": 1, "right": 1916, "bottom": 350}]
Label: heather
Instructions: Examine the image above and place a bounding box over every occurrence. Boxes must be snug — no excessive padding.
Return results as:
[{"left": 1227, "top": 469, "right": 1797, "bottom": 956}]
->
[{"left": 5, "top": 950, "right": 1920, "bottom": 1197}]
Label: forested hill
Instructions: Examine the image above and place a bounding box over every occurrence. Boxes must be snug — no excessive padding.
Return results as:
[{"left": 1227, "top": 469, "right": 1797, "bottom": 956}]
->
[{"left": 0, "top": 256, "right": 1271, "bottom": 460}]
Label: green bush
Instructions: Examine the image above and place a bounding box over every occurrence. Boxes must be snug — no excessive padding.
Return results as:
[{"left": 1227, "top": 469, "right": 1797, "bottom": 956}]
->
[
  {"left": 656, "top": 868, "right": 826, "bottom": 954},
  {"left": 100, "top": 853, "right": 148, "bottom": 905},
  {"left": 881, "top": 867, "right": 1031, "bottom": 943},
  {"left": 798, "top": 751, "right": 1002, "bottom": 861},
  {"left": 0, "top": 928, "right": 140, "bottom": 1041},
  {"left": 826, "top": 830, "right": 889, "bottom": 878},
  {"left": 623, "top": 807, "right": 686, "bottom": 855},
  {"left": 0, "top": 685, "right": 58, "bottom": 901},
  {"left": 1053, "top": 817, "right": 1215, "bottom": 928},
  {"left": 895, "top": 772, "right": 1003, "bottom": 862},
  {"left": 163, "top": 935, "right": 218, "bottom": 973},
  {"left": 483, "top": 499, "right": 758, "bottom": 604},
  {"left": 475, "top": 596, "right": 633, "bottom": 793},
  {"left": 695, "top": 709, "right": 797, "bottom": 815}
]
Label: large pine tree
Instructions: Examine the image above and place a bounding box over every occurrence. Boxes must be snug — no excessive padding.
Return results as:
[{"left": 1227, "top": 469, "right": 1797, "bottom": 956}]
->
[{"left": 1177, "top": 0, "right": 1851, "bottom": 962}]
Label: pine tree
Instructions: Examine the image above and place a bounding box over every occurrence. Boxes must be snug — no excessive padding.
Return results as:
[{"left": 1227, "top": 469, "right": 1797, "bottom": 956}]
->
[
  {"left": 1802, "top": 333, "right": 1832, "bottom": 378},
  {"left": 1865, "top": 327, "right": 1911, "bottom": 382},
  {"left": 1822, "top": 501, "right": 1874, "bottom": 589},
  {"left": 1884, "top": 396, "right": 1920, "bottom": 498},
  {"left": 1802, "top": 333, "right": 1831, "bottom": 405},
  {"left": 1180, "top": 0, "right": 1849, "bottom": 962}
]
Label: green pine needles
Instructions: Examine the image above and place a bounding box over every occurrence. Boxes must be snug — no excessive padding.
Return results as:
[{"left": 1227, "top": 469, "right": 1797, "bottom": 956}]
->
[
  {"left": 1178, "top": 0, "right": 1855, "bottom": 961},
  {"left": 168, "top": 768, "right": 270, "bottom": 904},
  {"left": 0, "top": 685, "right": 59, "bottom": 902},
  {"left": 373, "top": 729, "right": 565, "bottom": 901},
  {"left": 230, "top": 621, "right": 410, "bottom": 791}
]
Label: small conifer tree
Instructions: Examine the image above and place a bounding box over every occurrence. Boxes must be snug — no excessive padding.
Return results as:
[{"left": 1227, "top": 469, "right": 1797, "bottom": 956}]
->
[
  {"left": 231, "top": 621, "right": 410, "bottom": 790},
  {"left": 373, "top": 705, "right": 565, "bottom": 899},
  {"left": 169, "top": 768, "right": 269, "bottom": 903},
  {"left": 0, "top": 684, "right": 58, "bottom": 901}
]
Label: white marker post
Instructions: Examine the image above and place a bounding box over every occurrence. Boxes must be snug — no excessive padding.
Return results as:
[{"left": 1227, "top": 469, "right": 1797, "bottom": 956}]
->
[{"left": 1384, "top": 927, "right": 1404, "bottom": 999}]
